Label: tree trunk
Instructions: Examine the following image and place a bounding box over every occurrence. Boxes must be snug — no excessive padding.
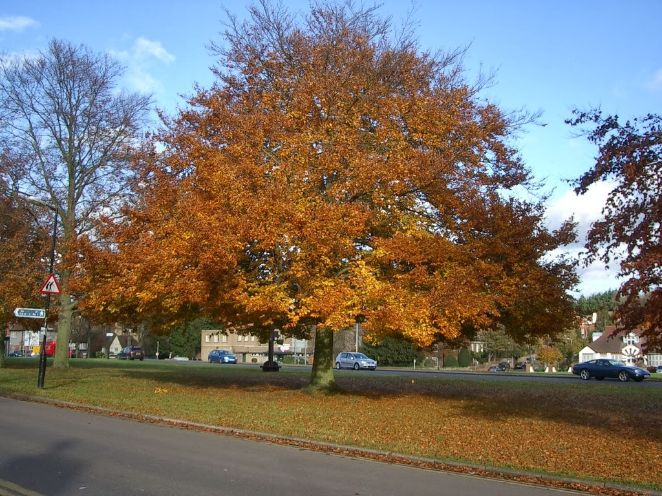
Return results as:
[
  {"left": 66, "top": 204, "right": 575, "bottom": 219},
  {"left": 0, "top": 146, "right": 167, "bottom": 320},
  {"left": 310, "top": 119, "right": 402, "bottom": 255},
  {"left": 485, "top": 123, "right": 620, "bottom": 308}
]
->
[
  {"left": 53, "top": 207, "right": 76, "bottom": 369},
  {"left": 307, "top": 326, "right": 337, "bottom": 393},
  {"left": 53, "top": 270, "right": 74, "bottom": 369}
]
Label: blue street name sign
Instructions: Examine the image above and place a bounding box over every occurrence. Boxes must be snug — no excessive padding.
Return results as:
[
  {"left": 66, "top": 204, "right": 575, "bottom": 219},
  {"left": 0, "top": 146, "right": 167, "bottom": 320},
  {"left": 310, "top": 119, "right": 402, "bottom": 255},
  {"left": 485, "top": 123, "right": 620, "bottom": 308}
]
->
[{"left": 14, "top": 308, "right": 46, "bottom": 319}]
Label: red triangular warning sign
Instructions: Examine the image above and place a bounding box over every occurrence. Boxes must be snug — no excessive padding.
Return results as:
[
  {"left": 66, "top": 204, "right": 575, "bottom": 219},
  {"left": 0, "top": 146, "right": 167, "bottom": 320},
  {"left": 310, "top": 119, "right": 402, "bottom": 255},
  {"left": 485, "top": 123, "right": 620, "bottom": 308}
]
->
[{"left": 40, "top": 273, "right": 61, "bottom": 295}]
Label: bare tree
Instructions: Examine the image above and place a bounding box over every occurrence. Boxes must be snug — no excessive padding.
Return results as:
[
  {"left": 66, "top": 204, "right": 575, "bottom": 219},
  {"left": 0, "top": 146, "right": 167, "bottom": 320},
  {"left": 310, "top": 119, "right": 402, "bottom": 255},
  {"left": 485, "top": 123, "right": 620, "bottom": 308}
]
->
[{"left": 0, "top": 39, "right": 152, "bottom": 368}]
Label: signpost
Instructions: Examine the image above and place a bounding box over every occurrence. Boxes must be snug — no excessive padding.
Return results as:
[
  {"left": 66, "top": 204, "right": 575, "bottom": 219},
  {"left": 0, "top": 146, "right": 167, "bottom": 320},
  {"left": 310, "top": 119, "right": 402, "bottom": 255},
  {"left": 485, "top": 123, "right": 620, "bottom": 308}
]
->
[
  {"left": 14, "top": 308, "right": 46, "bottom": 319},
  {"left": 18, "top": 194, "right": 59, "bottom": 388}
]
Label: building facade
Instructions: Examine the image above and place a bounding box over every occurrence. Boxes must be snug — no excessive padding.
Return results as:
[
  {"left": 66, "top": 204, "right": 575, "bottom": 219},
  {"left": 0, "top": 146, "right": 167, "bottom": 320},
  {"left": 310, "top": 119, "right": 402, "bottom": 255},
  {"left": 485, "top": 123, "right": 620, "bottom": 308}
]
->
[
  {"left": 201, "top": 330, "right": 312, "bottom": 364},
  {"left": 578, "top": 326, "right": 662, "bottom": 367}
]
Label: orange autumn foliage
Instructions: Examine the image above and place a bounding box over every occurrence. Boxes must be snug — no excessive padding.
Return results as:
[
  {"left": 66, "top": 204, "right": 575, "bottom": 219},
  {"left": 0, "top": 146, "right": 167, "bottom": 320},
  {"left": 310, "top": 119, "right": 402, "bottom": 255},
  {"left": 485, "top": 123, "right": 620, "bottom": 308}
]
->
[{"left": 79, "top": 2, "right": 577, "bottom": 349}]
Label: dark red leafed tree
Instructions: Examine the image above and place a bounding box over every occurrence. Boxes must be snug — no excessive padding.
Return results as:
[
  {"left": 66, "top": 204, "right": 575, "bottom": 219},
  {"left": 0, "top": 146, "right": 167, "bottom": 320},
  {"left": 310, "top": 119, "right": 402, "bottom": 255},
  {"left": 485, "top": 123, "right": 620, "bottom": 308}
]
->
[{"left": 568, "top": 109, "right": 662, "bottom": 349}]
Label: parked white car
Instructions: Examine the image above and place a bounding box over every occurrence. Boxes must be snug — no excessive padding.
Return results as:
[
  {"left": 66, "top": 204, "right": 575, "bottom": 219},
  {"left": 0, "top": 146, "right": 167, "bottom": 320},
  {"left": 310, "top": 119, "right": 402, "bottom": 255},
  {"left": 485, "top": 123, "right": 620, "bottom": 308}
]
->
[{"left": 335, "top": 352, "right": 377, "bottom": 370}]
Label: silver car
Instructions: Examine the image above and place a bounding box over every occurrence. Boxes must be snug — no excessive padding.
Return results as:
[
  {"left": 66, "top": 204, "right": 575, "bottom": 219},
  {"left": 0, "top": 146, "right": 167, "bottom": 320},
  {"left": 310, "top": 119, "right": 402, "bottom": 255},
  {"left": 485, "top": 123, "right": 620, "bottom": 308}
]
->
[{"left": 335, "top": 352, "right": 377, "bottom": 370}]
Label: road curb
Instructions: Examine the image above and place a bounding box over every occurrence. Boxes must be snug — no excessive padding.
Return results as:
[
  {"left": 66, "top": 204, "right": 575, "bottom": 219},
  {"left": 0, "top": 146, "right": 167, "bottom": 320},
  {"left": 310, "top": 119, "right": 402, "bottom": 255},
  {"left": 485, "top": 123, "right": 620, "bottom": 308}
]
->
[
  {"left": 0, "top": 477, "right": 43, "bottom": 496},
  {"left": 1, "top": 392, "right": 660, "bottom": 496}
]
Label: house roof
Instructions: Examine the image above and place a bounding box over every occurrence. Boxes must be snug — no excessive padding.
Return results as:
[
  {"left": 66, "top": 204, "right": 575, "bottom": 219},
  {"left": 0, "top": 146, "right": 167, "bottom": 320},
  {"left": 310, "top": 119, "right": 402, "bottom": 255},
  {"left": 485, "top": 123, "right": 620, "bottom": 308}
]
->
[
  {"left": 587, "top": 333, "right": 623, "bottom": 354},
  {"left": 587, "top": 326, "right": 645, "bottom": 354},
  {"left": 105, "top": 335, "right": 137, "bottom": 347}
]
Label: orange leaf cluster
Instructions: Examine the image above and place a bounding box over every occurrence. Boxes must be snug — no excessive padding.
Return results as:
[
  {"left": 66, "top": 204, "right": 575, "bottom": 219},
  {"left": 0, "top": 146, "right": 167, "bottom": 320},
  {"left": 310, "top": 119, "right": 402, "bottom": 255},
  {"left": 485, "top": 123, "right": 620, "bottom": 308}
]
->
[{"left": 78, "top": 3, "right": 577, "bottom": 343}]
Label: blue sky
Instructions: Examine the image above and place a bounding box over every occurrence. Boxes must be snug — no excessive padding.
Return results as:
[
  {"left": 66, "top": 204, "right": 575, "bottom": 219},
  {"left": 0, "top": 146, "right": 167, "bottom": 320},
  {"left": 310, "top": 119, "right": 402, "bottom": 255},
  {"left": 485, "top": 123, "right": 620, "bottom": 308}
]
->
[{"left": 2, "top": 1, "right": 661, "bottom": 295}]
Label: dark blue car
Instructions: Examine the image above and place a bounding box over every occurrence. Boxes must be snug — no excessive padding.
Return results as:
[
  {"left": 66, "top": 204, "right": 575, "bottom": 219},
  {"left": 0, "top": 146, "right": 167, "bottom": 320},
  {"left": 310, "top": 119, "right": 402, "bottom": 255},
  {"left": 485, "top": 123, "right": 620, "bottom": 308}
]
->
[
  {"left": 208, "top": 349, "right": 237, "bottom": 364},
  {"left": 572, "top": 359, "right": 650, "bottom": 382}
]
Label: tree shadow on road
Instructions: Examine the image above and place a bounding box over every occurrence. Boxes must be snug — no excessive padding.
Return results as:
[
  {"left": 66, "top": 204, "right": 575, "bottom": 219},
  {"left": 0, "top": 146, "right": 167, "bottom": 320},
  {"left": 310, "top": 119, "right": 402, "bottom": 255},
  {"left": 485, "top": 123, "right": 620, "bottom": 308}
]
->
[{"left": 0, "top": 439, "right": 87, "bottom": 496}]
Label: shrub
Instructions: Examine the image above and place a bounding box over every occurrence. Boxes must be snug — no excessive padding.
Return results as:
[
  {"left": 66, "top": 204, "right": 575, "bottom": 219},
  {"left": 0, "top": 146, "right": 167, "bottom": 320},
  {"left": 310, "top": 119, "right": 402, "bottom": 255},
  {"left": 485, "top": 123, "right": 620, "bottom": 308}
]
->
[
  {"left": 361, "top": 335, "right": 424, "bottom": 366},
  {"left": 444, "top": 354, "right": 458, "bottom": 367},
  {"left": 537, "top": 345, "right": 563, "bottom": 367},
  {"left": 458, "top": 348, "right": 471, "bottom": 367}
]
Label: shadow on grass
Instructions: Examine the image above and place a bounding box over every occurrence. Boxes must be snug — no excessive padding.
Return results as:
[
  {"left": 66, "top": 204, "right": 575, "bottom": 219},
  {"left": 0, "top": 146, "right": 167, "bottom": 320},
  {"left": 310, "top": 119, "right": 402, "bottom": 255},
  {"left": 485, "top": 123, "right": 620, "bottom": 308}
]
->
[
  {"left": 10, "top": 359, "right": 662, "bottom": 444},
  {"left": 114, "top": 362, "right": 662, "bottom": 442},
  {"left": 2, "top": 357, "right": 42, "bottom": 369}
]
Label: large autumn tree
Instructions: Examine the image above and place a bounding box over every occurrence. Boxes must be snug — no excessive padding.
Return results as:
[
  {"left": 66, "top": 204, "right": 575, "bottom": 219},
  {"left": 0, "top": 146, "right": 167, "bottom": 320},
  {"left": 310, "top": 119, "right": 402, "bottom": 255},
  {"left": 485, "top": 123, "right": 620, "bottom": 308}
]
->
[
  {"left": 82, "top": 1, "right": 577, "bottom": 390},
  {"left": 0, "top": 39, "right": 151, "bottom": 368},
  {"left": 0, "top": 154, "right": 49, "bottom": 367},
  {"left": 568, "top": 109, "right": 661, "bottom": 348}
]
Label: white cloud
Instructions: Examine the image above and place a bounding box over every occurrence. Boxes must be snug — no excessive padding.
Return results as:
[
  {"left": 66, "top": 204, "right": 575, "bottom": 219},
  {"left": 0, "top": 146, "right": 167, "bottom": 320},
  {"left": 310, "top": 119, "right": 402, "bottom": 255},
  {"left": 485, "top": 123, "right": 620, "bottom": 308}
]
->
[
  {"left": 133, "top": 37, "right": 175, "bottom": 64},
  {"left": 647, "top": 68, "right": 662, "bottom": 92},
  {"left": 574, "top": 261, "right": 621, "bottom": 296},
  {"left": 545, "top": 181, "right": 614, "bottom": 240},
  {"left": 0, "top": 16, "right": 38, "bottom": 31},
  {"left": 0, "top": 49, "right": 40, "bottom": 68},
  {"left": 545, "top": 181, "right": 622, "bottom": 295},
  {"left": 110, "top": 37, "right": 175, "bottom": 96}
]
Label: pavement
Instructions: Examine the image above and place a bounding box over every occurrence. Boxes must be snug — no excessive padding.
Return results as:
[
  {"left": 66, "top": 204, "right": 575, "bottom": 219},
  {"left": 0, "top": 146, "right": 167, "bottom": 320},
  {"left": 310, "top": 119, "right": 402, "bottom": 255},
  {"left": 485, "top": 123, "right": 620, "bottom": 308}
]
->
[{"left": 0, "top": 392, "right": 659, "bottom": 496}]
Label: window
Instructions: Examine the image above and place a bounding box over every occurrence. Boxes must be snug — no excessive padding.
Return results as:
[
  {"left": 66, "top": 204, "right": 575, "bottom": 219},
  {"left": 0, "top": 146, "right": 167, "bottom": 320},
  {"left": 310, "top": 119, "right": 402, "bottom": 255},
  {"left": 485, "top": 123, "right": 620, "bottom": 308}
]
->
[
  {"left": 205, "top": 335, "right": 210, "bottom": 343},
  {"left": 222, "top": 335, "right": 228, "bottom": 343},
  {"left": 470, "top": 341, "right": 485, "bottom": 353},
  {"left": 251, "top": 335, "right": 256, "bottom": 342},
  {"left": 213, "top": 334, "right": 218, "bottom": 343},
  {"left": 623, "top": 333, "right": 639, "bottom": 346},
  {"left": 580, "top": 353, "right": 595, "bottom": 362},
  {"left": 237, "top": 335, "right": 243, "bottom": 342}
]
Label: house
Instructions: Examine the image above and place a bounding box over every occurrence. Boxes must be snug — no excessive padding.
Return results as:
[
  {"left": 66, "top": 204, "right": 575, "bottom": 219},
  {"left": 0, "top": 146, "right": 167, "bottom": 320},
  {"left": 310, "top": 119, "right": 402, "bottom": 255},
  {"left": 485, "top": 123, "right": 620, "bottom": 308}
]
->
[
  {"left": 105, "top": 334, "right": 139, "bottom": 357},
  {"left": 201, "top": 329, "right": 311, "bottom": 364},
  {"left": 7, "top": 323, "right": 57, "bottom": 356},
  {"left": 578, "top": 326, "right": 662, "bottom": 367}
]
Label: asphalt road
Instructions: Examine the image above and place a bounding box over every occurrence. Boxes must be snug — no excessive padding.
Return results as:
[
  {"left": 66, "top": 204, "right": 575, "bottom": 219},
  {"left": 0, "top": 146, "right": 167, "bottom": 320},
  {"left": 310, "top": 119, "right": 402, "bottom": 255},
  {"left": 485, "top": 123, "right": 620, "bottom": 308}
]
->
[{"left": 0, "top": 396, "right": 588, "bottom": 496}]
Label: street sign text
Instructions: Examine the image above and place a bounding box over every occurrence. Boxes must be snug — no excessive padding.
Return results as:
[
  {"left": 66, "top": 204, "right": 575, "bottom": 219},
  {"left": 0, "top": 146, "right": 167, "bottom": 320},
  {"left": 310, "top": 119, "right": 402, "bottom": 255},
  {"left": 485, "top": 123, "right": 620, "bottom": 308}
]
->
[{"left": 14, "top": 308, "right": 46, "bottom": 319}]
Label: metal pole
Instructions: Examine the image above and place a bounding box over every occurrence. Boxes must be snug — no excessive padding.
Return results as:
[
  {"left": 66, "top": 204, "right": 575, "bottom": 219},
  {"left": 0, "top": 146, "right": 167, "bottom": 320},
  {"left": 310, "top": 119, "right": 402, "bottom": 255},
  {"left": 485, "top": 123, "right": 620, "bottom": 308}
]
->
[{"left": 37, "top": 209, "right": 57, "bottom": 389}]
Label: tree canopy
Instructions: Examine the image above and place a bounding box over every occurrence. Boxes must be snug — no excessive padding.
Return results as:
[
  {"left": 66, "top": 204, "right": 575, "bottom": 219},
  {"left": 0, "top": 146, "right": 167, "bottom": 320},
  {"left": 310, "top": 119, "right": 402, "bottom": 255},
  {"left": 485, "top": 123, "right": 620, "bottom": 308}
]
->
[
  {"left": 81, "top": 1, "right": 577, "bottom": 389},
  {"left": 0, "top": 160, "right": 50, "bottom": 366},
  {"left": 568, "top": 109, "right": 661, "bottom": 349}
]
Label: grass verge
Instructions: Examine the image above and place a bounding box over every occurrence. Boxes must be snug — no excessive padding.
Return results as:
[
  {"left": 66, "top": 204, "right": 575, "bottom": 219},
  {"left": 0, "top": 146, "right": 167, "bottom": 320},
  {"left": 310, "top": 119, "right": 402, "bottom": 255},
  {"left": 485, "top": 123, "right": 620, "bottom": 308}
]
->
[{"left": 1, "top": 359, "right": 660, "bottom": 492}]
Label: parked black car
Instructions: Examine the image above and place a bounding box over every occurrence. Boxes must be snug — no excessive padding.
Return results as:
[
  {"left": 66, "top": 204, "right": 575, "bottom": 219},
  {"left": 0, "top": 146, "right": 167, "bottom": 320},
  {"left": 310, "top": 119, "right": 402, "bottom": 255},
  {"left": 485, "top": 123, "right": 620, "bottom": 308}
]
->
[
  {"left": 572, "top": 359, "right": 650, "bottom": 382},
  {"left": 488, "top": 362, "right": 510, "bottom": 372},
  {"left": 118, "top": 346, "right": 144, "bottom": 361}
]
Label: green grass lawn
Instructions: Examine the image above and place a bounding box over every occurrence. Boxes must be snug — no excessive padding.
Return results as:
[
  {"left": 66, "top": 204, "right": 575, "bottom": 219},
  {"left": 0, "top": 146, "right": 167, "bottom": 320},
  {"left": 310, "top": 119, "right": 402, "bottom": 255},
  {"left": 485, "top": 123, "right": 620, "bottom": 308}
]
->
[{"left": 1, "top": 358, "right": 660, "bottom": 491}]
